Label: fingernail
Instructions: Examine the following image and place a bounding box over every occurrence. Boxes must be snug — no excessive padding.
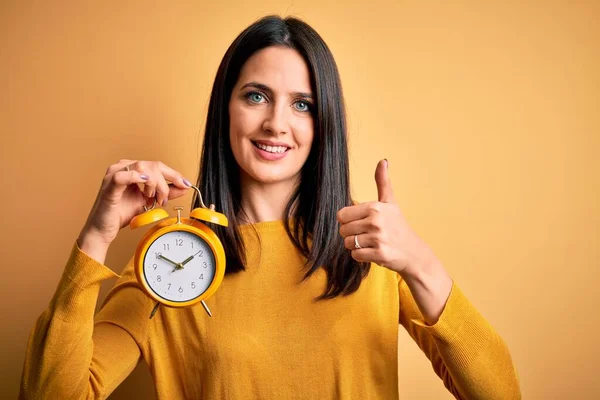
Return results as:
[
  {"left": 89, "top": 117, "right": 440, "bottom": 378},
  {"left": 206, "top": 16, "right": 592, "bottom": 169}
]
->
[
  {"left": 384, "top": 159, "right": 388, "bottom": 169},
  {"left": 140, "top": 174, "right": 149, "bottom": 180},
  {"left": 183, "top": 178, "right": 192, "bottom": 187},
  {"left": 162, "top": 198, "right": 168, "bottom": 206}
]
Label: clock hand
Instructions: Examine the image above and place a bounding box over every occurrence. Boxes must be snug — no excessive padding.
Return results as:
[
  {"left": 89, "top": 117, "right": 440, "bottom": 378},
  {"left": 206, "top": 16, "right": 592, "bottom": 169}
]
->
[
  {"left": 163, "top": 250, "right": 202, "bottom": 273},
  {"left": 180, "top": 250, "right": 202, "bottom": 267},
  {"left": 158, "top": 254, "right": 184, "bottom": 272},
  {"left": 158, "top": 254, "right": 179, "bottom": 267},
  {"left": 180, "top": 255, "right": 194, "bottom": 266}
]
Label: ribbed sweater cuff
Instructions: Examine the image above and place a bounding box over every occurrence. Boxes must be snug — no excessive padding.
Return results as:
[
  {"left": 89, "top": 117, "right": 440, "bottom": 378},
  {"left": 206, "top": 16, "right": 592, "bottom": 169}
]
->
[
  {"left": 49, "top": 241, "right": 120, "bottom": 322},
  {"left": 410, "top": 283, "right": 494, "bottom": 355}
]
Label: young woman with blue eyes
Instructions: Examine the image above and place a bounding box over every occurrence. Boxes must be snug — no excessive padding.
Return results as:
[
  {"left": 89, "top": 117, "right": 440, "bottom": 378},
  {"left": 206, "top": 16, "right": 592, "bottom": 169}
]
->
[{"left": 20, "top": 15, "right": 521, "bottom": 399}]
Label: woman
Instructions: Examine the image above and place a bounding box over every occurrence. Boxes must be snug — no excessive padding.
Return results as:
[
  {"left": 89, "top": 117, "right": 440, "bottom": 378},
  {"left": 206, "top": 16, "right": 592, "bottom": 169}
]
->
[{"left": 20, "top": 15, "right": 521, "bottom": 399}]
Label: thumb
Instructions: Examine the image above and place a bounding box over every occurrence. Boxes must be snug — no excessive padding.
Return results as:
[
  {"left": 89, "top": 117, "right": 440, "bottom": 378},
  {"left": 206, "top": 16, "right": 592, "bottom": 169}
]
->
[{"left": 375, "top": 159, "right": 395, "bottom": 203}]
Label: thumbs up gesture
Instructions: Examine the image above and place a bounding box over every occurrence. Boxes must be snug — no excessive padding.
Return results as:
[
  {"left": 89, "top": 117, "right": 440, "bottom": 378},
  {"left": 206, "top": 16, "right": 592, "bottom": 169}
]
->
[{"left": 336, "top": 159, "right": 440, "bottom": 277}]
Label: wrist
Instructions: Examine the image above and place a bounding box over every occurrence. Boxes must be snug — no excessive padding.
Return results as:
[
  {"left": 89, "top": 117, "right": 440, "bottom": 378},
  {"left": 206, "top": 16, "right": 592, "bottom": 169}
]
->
[
  {"left": 402, "top": 254, "right": 451, "bottom": 286},
  {"left": 77, "top": 227, "right": 111, "bottom": 264}
]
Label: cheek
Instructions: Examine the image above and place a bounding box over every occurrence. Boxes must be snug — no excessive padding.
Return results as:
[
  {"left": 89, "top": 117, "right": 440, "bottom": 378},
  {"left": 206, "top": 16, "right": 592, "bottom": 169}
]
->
[
  {"left": 295, "top": 119, "right": 314, "bottom": 151},
  {"left": 229, "top": 103, "right": 262, "bottom": 139}
]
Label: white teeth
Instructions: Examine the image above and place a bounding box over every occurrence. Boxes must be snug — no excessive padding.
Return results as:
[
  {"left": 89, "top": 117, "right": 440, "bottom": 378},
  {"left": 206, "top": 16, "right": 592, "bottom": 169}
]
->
[{"left": 256, "top": 142, "right": 287, "bottom": 153}]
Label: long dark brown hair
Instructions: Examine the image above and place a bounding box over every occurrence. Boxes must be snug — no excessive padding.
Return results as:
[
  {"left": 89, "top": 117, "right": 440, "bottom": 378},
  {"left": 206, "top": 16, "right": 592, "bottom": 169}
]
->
[{"left": 192, "top": 15, "right": 370, "bottom": 299}]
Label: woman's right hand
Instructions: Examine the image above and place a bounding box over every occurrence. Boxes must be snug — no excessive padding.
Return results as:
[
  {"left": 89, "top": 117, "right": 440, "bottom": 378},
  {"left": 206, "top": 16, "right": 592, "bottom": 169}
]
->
[{"left": 77, "top": 159, "right": 193, "bottom": 262}]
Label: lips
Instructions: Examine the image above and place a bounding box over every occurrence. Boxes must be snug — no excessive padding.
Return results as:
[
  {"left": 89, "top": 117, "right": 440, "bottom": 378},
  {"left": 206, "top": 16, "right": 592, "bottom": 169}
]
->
[
  {"left": 251, "top": 141, "right": 290, "bottom": 161},
  {"left": 251, "top": 141, "right": 290, "bottom": 154},
  {"left": 252, "top": 139, "right": 291, "bottom": 148}
]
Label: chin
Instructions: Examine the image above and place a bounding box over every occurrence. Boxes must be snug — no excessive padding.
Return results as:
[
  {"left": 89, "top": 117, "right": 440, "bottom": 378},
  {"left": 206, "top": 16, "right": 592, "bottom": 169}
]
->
[
  {"left": 252, "top": 171, "right": 291, "bottom": 184},
  {"left": 243, "top": 166, "right": 298, "bottom": 185}
]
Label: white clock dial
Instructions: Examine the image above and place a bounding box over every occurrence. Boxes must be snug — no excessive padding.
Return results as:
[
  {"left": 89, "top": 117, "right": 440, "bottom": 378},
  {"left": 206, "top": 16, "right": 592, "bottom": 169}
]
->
[{"left": 143, "top": 230, "right": 216, "bottom": 302}]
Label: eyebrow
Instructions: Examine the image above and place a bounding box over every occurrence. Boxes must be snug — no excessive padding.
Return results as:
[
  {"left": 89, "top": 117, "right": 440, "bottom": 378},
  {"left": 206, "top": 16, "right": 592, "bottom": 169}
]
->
[{"left": 240, "top": 81, "right": 313, "bottom": 100}]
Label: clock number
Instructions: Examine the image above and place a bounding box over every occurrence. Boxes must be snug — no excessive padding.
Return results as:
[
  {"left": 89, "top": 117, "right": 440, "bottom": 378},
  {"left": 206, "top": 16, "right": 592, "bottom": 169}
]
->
[
  {"left": 153, "top": 264, "right": 157, "bottom": 270},
  {"left": 199, "top": 274, "right": 204, "bottom": 280},
  {"left": 203, "top": 261, "right": 207, "bottom": 268},
  {"left": 178, "top": 286, "right": 183, "bottom": 293},
  {"left": 157, "top": 275, "right": 161, "bottom": 282},
  {"left": 191, "top": 282, "right": 196, "bottom": 289},
  {"left": 156, "top": 252, "right": 162, "bottom": 259},
  {"left": 167, "top": 283, "right": 171, "bottom": 290},
  {"left": 198, "top": 250, "right": 204, "bottom": 257},
  {"left": 191, "top": 242, "right": 193, "bottom": 249},
  {"left": 163, "top": 243, "right": 170, "bottom": 251},
  {"left": 176, "top": 239, "right": 183, "bottom": 246}
]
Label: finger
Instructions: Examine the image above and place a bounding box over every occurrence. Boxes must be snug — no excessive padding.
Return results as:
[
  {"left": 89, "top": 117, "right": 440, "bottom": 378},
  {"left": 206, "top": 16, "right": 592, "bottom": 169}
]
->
[
  {"left": 155, "top": 173, "right": 170, "bottom": 207},
  {"left": 337, "top": 201, "right": 381, "bottom": 225},
  {"left": 155, "top": 162, "right": 193, "bottom": 205},
  {"left": 155, "top": 161, "right": 193, "bottom": 190},
  {"left": 375, "top": 159, "right": 395, "bottom": 203},
  {"left": 142, "top": 175, "right": 157, "bottom": 198},
  {"left": 105, "top": 159, "right": 137, "bottom": 177},
  {"left": 157, "top": 164, "right": 195, "bottom": 205},
  {"left": 106, "top": 169, "right": 150, "bottom": 199},
  {"left": 343, "top": 232, "right": 375, "bottom": 251},
  {"left": 339, "top": 218, "right": 370, "bottom": 238},
  {"left": 166, "top": 183, "right": 192, "bottom": 201},
  {"left": 130, "top": 161, "right": 164, "bottom": 198},
  {"left": 349, "top": 248, "right": 379, "bottom": 264}
]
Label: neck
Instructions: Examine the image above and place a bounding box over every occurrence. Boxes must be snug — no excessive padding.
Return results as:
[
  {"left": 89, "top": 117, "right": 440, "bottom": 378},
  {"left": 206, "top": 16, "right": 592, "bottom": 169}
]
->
[{"left": 238, "top": 173, "right": 298, "bottom": 224}]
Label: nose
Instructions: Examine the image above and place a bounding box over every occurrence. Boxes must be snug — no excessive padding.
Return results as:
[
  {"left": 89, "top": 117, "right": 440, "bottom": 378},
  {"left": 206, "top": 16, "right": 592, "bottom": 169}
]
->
[{"left": 261, "top": 102, "right": 289, "bottom": 135}]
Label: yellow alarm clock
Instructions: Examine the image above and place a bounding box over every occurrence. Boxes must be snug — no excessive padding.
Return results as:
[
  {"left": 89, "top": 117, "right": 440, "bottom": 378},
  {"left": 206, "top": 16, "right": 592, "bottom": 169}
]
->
[{"left": 129, "top": 185, "right": 228, "bottom": 319}]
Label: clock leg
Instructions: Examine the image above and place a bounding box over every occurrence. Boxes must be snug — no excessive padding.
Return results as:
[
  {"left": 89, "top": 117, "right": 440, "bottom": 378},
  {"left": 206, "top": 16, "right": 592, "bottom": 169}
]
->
[
  {"left": 149, "top": 302, "right": 160, "bottom": 319},
  {"left": 201, "top": 301, "right": 212, "bottom": 317}
]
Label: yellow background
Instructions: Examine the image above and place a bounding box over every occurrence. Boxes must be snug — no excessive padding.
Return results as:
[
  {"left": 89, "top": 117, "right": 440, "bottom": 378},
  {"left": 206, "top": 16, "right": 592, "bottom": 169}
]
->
[{"left": 2, "top": 1, "right": 598, "bottom": 398}]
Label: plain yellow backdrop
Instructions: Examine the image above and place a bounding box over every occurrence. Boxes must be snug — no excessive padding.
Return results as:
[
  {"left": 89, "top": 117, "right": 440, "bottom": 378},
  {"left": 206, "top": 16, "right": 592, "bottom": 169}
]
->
[{"left": 1, "top": 1, "right": 598, "bottom": 399}]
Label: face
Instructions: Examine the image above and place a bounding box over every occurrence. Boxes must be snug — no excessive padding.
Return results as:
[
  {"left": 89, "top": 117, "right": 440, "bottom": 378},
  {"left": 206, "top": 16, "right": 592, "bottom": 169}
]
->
[{"left": 228, "top": 46, "right": 315, "bottom": 187}]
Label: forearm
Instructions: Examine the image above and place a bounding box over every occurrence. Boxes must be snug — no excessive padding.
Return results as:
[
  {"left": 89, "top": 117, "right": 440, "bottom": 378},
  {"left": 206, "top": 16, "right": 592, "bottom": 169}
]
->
[
  {"left": 21, "top": 308, "right": 100, "bottom": 399},
  {"left": 19, "top": 242, "right": 135, "bottom": 399},
  {"left": 399, "top": 279, "right": 522, "bottom": 399},
  {"left": 400, "top": 258, "right": 453, "bottom": 325},
  {"left": 77, "top": 227, "right": 111, "bottom": 265}
]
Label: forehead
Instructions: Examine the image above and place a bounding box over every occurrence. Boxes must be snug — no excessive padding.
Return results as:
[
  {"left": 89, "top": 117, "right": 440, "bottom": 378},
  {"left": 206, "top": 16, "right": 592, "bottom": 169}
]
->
[{"left": 237, "top": 46, "right": 312, "bottom": 92}]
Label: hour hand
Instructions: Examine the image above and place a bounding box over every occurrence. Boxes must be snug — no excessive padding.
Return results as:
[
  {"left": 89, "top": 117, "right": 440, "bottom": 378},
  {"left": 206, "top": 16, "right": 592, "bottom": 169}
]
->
[
  {"left": 158, "top": 254, "right": 179, "bottom": 267},
  {"left": 180, "top": 255, "right": 194, "bottom": 266},
  {"left": 180, "top": 250, "right": 201, "bottom": 267}
]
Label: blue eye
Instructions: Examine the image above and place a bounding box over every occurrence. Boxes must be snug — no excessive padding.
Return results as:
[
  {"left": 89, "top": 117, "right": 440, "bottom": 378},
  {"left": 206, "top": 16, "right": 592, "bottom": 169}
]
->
[
  {"left": 294, "top": 100, "right": 312, "bottom": 112},
  {"left": 246, "top": 92, "right": 265, "bottom": 103}
]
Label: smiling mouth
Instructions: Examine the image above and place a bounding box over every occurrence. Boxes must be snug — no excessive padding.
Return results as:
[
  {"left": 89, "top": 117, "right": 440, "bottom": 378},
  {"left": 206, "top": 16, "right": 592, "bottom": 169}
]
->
[{"left": 251, "top": 141, "right": 290, "bottom": 154}]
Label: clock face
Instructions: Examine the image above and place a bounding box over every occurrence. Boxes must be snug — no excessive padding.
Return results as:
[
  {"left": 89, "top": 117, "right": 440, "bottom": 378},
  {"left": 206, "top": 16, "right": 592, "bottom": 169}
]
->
[{"left": 143, "top": 230, "right": 217, "bottom": 303}]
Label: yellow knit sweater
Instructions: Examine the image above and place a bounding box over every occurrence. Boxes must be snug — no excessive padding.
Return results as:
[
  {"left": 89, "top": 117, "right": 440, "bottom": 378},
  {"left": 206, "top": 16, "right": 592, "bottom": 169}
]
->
[{"left": 20, "top": 220, "right": 520, "bottom": 399}]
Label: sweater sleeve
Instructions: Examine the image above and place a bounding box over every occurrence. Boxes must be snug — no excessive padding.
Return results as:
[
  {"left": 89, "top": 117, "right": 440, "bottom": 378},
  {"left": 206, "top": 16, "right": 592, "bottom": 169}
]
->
[
  {"left": 19, "top": 241, "right": 151, "bottom": 400},
  {"left": 398, "top": 277, "right": 521, "bottom": 399}
]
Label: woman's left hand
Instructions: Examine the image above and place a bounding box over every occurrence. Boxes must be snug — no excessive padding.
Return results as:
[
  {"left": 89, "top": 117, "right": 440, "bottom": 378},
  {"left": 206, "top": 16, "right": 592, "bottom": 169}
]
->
[{"left": 337, "top": 159, "right": 440, "bottom": 278}]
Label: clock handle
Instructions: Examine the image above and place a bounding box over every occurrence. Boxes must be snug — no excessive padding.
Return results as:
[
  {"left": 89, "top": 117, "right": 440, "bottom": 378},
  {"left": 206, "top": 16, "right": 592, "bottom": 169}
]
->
[
  {"left": 144, "top": 198, "right": 157, "bottom": 212},
  {"left": 191, "top": 185, "right": 214, "bottom": 210},
  {"left": 165, "top": 182, "right": 209, "bottom": 209}
]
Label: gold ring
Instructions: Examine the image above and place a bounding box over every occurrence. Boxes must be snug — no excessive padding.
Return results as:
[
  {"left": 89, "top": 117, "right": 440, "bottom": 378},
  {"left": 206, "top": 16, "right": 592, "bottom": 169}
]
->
[{"left": 354, "top": 234, "right": 362, "bottom": 250}]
